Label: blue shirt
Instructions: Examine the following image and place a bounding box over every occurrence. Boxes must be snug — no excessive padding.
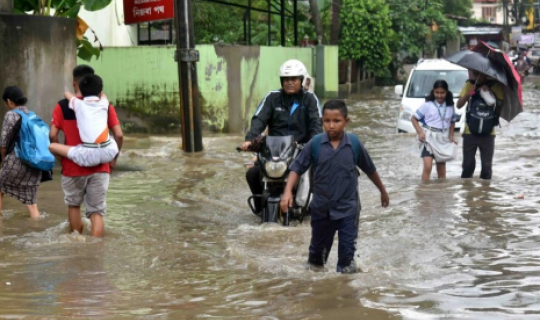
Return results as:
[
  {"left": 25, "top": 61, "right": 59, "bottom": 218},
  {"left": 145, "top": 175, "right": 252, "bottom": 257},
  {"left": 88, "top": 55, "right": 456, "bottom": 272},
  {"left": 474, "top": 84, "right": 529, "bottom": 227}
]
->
[{"left": 290, "top": 132, "right": 377, "bottom": 220}]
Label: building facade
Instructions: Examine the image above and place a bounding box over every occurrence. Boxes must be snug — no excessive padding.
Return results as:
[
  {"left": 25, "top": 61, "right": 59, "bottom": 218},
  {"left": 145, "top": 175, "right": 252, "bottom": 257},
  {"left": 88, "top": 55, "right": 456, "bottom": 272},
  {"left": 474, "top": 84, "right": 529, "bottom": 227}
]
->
[{"left": 472, "top": 0, "right": 504, "bottom": 25}]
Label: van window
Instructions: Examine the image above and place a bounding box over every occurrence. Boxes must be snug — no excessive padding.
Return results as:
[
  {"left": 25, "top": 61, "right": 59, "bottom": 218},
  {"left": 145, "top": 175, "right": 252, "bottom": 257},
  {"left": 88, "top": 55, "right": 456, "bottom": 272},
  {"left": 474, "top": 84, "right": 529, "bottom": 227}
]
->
[{"left": 406, "top": 70, "right": 469, "bottom": 98}]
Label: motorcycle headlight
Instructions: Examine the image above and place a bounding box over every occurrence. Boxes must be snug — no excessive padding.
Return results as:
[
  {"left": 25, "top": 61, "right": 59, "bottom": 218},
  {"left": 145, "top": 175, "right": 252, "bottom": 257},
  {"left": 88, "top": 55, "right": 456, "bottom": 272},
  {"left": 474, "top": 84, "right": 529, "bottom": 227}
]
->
[{"left": 265, "top": 161, "right": 288, "bottom": 178}]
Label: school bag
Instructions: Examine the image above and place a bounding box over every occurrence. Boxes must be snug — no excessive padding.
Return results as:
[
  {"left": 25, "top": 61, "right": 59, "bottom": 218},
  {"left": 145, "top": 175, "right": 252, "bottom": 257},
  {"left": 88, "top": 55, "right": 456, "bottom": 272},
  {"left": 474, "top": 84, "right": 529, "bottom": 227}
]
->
[
  {"left": 466, "top": 89, "right": 499, "bottom": 136},
  {"left": 301, "top": 133, "right": 362, "bottom": 217},
  {"left": 13, "top": 109, "right": 55, "bottom": 171},
  {"left": 310, "top": 132, "right": 361, "bottom": 173}
]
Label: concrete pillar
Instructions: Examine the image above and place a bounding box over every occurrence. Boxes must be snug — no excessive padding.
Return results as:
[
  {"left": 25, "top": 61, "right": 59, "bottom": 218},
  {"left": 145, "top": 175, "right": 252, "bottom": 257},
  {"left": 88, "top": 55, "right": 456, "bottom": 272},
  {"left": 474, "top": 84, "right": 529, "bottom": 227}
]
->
[
  {"left": 0, "top": 15, "right": 77, "bottom": 121},
  {"left": 315, "top": 45, "right": 338, "bottom": 98},
  {"left": 0, "top": 0, "right": 12, "bottom": 13}
]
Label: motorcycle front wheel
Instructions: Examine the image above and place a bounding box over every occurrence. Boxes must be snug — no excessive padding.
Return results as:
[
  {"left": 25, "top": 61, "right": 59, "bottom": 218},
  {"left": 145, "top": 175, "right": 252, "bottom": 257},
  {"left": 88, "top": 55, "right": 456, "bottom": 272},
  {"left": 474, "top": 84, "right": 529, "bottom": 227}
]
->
[{"left": 262, "top": 201, "right": 280, "bottom": 223}]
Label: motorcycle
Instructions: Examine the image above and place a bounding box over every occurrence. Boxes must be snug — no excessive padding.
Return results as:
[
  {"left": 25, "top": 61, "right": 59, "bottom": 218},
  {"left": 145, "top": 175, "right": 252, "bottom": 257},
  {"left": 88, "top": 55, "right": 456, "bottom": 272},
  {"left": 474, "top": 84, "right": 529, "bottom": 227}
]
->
[{"left": 238, "top": 135, "right": 311, "bottom": 226}]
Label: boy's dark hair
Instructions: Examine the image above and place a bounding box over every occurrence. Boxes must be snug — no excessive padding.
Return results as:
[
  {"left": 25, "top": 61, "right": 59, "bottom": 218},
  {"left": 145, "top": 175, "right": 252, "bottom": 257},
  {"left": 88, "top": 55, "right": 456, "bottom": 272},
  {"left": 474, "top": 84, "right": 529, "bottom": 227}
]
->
[
  {"left": 323, "top": 99, "right": 348, "bottom": 117},
  {"left": 73, "top": 65, "right": 95, "bottom": 81},
  {"left": 425, "top": 79, "right": 454, "bottom": 106},
  {"left": 79, "top": 74, "right": 103, "bottom": 97}
]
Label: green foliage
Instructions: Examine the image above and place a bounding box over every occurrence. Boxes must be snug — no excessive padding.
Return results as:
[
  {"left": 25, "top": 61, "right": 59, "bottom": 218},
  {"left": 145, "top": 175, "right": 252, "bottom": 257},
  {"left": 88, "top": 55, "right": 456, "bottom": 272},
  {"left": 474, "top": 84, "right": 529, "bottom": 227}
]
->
[
  {"left": 77, "top": 36, "right": 101, "bottom": 60},
  {"left": 339, "top": 0, "right": 392, "bottom": 76},
  {"left": 319, "top": 0, "right": 332, "bottom": 44},
  {"left": 193, "top": 0, "right": 244, "bottom": 44},
  {"left": 388, "top": 0, "right": 460, "bottom": 66},
  {"left": 83, "top": 0, "right": 111, "bottom": 11},
  {"left": 443, "top": 0, "right": 473, "bottom": 19},
  {"left": 13, "top": 0, "right": 111, "bottom": 61},
  {"left": 193, "top": 0, "right": 315, "bottom": 46}
]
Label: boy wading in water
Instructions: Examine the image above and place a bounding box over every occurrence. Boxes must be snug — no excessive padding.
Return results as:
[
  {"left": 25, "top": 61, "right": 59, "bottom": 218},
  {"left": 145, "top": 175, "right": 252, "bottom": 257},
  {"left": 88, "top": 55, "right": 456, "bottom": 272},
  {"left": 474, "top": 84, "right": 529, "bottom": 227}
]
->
[{"left": 281, "top": 100, "right": 389, "bottom": 273}]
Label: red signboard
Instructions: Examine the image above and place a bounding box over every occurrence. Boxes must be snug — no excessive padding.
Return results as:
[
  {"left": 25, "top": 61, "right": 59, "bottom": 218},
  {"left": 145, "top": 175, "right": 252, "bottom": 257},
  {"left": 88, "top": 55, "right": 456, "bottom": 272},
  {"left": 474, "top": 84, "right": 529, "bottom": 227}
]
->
[{"left": 123, "top": 0, "right": 174, "bottom": 25}]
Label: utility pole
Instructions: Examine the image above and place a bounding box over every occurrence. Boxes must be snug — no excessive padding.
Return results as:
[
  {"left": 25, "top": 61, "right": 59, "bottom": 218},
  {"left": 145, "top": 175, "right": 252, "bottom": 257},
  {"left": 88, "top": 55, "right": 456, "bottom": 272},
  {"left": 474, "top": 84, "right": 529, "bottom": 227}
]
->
[
  {"left": 174, "top": 0, "right": 203, "bottom": 152},
  {"left": 0, "top": 0, "right": 13, "bottom": 13},
  {"left": 422, "top": 0, "right": 428, "bottom": 58}
]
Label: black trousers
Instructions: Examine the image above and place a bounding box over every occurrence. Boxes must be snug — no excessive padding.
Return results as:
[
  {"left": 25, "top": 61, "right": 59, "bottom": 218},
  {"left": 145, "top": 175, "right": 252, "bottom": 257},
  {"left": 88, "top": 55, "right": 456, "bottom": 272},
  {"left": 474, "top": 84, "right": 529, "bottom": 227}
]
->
[
  {"left": 461, "top": 134, "right": 495, "bottom": 180},
  {"left": 308, "top": 214, "right": 358, "bottom": 272},
  {"left": 246, "top": 165, "right": 262, "bottom": 212}
]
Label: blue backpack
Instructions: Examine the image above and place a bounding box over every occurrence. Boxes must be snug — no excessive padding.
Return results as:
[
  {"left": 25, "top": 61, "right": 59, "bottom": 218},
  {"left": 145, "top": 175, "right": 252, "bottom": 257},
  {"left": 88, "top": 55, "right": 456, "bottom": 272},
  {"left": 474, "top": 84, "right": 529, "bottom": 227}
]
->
[
  {"left": 13, "top": 110, "right": 55, "bottom": 171},
  {"left": 310, "top": 132, "right": 361, "bottom": 173}
]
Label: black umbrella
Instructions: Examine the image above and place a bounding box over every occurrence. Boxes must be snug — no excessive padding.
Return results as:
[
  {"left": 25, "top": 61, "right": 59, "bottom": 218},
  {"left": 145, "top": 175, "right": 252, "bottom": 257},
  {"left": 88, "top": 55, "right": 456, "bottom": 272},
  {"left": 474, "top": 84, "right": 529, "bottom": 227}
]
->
[
  {"left": 472, "top": 41, "right": 523, "bottom": 122},
  {"left": 445, "top": 50, "right": 508, "bottom": 86}
]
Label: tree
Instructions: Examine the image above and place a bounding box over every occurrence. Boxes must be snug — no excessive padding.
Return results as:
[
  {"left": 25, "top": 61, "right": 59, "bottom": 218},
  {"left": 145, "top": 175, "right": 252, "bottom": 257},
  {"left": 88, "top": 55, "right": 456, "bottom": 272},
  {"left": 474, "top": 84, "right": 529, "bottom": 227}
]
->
[
  {"left": 13, "top": 0, "right": 110, "bottom": 60},
  {"left": 443, "top": 0, "right": 473, "bottom": 19},
  {"left": 193, "top": 0, "right": 244, "bottom": 44},
  {"left": 387, "top": 0, "right": 460, "bottom": 80},
  {"left": 193, "top": 0, "right": 315, "bottom": 46},
  {"left": 308, "top": 0, "right": 325, "bottom": 44},
  {"left": 339, "top": 0, "right": 392, "bottom": 77},
  {"left": 329, "top": 0, "right": 339, "bottom": 44}
]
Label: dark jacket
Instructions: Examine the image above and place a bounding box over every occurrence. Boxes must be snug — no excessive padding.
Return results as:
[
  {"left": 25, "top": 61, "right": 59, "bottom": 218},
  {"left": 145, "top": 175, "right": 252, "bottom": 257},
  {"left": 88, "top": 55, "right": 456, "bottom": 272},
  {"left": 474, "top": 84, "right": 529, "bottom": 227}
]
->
[{"left": 245, "top": 89, "right": 322, "bottom": 144}]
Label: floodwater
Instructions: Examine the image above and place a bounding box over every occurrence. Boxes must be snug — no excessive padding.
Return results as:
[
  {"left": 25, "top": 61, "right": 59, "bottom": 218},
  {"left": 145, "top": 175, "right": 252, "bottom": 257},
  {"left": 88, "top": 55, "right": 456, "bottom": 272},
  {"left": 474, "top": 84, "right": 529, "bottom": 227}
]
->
[{"left": 1, "top": 82, "right": 540, "bottom": 320}]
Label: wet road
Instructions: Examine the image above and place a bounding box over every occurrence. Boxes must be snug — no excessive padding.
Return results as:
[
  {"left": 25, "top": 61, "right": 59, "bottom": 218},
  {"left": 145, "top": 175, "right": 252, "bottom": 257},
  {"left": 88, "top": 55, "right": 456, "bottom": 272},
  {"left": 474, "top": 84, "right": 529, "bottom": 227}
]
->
[{"left": 1, "top": 83, "right": 540, "bottom": 319}]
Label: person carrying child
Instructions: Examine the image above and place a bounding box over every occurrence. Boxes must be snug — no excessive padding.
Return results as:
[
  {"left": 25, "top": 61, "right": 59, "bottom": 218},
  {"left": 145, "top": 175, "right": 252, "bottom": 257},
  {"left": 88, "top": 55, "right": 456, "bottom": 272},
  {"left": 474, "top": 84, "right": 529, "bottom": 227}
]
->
[
  {"left": 280, "top": 99, "right": 389, "bottom": 274},
  {"left": 49, "top": 65, "right": 123, "bottom": 237},
  {"left": 49, "top": 74, "right": 118, "bottom": 167},
  {"left": 411, "top": 80, "right": 458, "bottom": 181}
]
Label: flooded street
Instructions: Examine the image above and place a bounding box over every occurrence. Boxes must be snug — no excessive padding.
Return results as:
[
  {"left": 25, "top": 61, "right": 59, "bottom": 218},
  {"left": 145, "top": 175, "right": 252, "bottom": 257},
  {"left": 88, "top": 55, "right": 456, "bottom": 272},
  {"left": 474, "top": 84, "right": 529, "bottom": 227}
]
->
[{"left": 2, "top": 83, "right": 540, "bottom": 319}]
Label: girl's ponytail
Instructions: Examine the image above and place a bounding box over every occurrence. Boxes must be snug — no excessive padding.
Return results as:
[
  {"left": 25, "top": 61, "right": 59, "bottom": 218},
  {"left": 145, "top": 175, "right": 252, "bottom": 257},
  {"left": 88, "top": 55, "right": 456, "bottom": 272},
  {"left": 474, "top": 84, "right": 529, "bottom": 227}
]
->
[{"left": 445, "top": 90, "right": 454, "bottom": 106}]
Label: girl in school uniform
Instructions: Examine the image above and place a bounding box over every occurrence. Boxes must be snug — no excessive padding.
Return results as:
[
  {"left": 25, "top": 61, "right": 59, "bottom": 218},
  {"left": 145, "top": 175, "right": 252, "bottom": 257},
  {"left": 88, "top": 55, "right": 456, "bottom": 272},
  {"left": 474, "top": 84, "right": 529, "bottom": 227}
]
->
[{"left": 411, "top": 80, "right": 458, "bottom": 181}]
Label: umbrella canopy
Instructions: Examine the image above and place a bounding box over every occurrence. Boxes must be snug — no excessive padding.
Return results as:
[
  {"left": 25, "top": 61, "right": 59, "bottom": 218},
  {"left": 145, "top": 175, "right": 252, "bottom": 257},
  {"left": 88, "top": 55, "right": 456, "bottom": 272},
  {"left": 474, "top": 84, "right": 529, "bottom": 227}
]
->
[
  {"left": 472, "top": 41, "right": 523, "bottom": 122},
  {"left": 445, "top": 50, "right": 508, "bottom": 86}
]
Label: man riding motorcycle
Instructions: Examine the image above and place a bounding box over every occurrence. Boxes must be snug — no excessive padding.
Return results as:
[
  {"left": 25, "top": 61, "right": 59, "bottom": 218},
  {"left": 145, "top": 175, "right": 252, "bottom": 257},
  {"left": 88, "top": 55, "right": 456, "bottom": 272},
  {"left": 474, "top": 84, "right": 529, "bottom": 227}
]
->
[{"left": 240, "top": 59, "right": 323, "bottom": 215}]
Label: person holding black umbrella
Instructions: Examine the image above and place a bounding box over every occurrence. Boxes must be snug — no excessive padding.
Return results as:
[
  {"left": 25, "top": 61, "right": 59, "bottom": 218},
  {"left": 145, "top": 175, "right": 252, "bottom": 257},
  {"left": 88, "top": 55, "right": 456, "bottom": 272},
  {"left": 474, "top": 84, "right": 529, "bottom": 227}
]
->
[{"left": 456, "top": 71, "right": 504, "bottom": 180}]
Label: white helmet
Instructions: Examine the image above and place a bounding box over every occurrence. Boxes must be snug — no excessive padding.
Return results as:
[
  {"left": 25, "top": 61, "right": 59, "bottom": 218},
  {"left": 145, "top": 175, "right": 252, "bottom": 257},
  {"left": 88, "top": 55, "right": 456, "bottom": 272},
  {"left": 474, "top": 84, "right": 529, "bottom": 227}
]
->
[{"left": 279, "top": 59, "right": 307, "bottom": 77}]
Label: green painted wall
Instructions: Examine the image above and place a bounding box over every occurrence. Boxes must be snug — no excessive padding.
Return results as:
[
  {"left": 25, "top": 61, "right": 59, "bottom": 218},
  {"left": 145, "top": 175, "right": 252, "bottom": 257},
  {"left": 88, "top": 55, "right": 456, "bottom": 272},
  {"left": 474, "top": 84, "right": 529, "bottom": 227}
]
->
[
  {"left": 323, "top": 46, "right": 339, "bottom": 98},
  {"left": 314, "top": 45, "right": 338, "bottom": 99},
  {"left": 80, "top": 45, "right": 336, "bottom": 133}
]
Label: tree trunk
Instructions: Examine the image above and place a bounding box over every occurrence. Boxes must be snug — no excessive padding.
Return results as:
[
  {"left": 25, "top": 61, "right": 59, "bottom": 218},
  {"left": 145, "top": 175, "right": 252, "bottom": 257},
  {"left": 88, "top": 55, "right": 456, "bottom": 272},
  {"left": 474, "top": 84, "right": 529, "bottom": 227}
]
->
[
  {"left": 356, "top": 63, "right": 360, "bottom": 91},
  {"left": 308, "top": 0, "right": 325, "bottom": 44},
  {"left": 347, "top": 59, "right": 352, "bottom": 94},
  {"left": 0, "top": 0, "right": 13, "bottom": 13},
  {"left": 330, "top": 0, "right": 340, "bottom": 45}
]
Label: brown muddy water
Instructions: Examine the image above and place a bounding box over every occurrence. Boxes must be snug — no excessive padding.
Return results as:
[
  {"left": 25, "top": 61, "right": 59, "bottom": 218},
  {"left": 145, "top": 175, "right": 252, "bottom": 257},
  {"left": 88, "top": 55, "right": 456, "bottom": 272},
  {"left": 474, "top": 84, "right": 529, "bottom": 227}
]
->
[{"left": 1, "top": 84, "right": 540, "bottom": 319}]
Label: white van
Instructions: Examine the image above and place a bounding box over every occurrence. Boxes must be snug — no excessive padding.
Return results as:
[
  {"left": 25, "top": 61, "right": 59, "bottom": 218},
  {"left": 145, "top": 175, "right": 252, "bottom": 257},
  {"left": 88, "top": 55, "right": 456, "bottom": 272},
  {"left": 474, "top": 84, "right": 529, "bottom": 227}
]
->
[{"left": 394, "top": 59, "right": 469, "bottom": 133}]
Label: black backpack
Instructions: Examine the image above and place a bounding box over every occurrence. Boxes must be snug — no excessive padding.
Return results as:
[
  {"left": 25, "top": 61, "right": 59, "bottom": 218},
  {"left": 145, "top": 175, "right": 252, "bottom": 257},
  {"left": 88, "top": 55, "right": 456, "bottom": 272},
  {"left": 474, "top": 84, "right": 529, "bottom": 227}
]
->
[{"left": 466, "top": 89, "right": 499, "bottom": 136}]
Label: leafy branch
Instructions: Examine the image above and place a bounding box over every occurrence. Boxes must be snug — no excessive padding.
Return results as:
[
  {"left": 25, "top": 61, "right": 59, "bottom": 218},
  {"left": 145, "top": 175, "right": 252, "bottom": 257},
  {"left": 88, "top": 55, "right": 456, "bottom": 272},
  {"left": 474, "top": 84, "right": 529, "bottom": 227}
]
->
[{"left": 13, "top": 0, "right": 112, "bottom": 60}]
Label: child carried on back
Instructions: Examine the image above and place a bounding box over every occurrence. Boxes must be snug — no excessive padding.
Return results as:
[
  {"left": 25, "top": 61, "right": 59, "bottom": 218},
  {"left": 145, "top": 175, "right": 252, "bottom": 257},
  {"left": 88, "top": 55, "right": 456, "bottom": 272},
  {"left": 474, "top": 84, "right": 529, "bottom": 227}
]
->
[{"left": 49, "top": 75, "right": 118, "bottom": 167}]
